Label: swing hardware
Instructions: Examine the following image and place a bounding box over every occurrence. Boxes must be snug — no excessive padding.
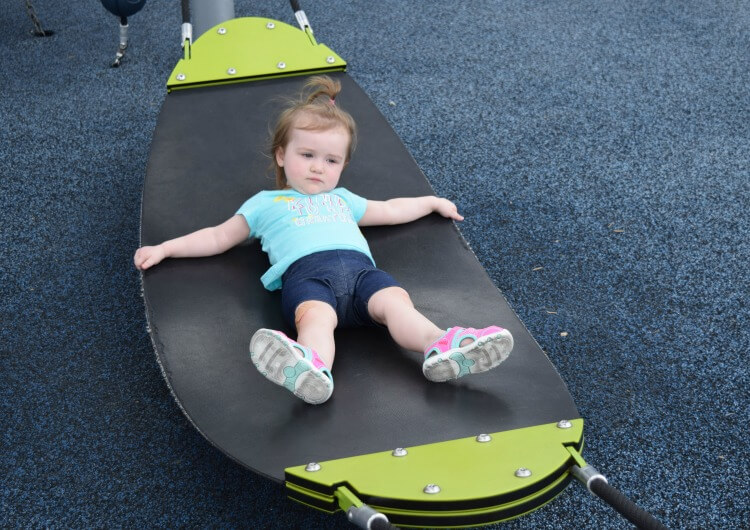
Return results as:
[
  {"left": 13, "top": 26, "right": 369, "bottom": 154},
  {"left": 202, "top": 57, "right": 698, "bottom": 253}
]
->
[
  {"left": 335, "top": 486, "right": 394, "bottom": 529},
  {"left": 566, "top": 447, "right": 668, "bottom": 529},
  {"left": 294, "top": 10, "right": 312, "bottom": 33},
  {"left": 182, "top": 23, "right": 193, "bottom": 44},
  {"left": 112, "top": 20, "right": 129, "bottom": 67},
  {"left": 570, "top": 464, "right": 607, "bottom": 493}
]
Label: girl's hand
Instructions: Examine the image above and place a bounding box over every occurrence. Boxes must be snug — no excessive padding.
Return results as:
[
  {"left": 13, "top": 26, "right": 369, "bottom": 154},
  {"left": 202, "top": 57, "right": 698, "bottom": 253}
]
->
[
  {"left": 434, "top": 198, "right": 465, "bottom": 221},
  {"left": 134, "top": 245, "right": 166, "bottom": 270}
]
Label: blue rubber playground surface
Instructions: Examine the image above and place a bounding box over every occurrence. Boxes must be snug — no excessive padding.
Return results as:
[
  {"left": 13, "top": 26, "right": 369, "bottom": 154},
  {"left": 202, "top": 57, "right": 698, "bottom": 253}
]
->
[{"left": 2, "top": 1, "right": 748, "bottom": 528}]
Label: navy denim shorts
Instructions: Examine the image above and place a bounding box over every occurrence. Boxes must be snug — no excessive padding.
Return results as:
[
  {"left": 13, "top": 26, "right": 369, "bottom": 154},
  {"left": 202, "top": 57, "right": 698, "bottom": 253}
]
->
[{"left": 281, "top": 250, "right": 401, "bottom": 328}]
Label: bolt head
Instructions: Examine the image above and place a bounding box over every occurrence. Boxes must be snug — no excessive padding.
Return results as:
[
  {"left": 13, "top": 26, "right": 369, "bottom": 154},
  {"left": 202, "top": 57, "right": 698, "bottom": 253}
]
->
[
  {"left": 326, "top": 56, "right": 336, "bottom": 64},
  {"left": 305, "top": 462, "right": 321, "bottom": 472},
  {"left": 217, "top": 27, "right": 227, "bottom": 35},
  {"left": 515, "top": 467, "right": 532, "bottom": 478},
  {"left": 423, "top": 484, "right": 441, "bottom": 494},
  {"left": 266, "top": 22, "right": 276, "bottom": 29},
  {"left": 176, "top": 73, "right": 186, "bottom": 81},
  {"left": 392, "top": 448, "right": 408, "bottom": 457},
  {"left": 277, "top": 62, "right": 286, "bottom": 69},
  {"left": 557, "top": 419, "right": 572, "bottom": 429},
  {"left": 227, "top": 68, "right": 237, "bottom": 75},
  {"left": 476, "top": 433, "right": 492, "bottom": 443}
]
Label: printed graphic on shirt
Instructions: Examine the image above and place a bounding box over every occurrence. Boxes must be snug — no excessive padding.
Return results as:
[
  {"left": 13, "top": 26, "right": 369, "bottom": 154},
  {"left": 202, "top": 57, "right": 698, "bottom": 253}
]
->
[{"left": 285, "top": 194, "right": 356, "bottom": 227}]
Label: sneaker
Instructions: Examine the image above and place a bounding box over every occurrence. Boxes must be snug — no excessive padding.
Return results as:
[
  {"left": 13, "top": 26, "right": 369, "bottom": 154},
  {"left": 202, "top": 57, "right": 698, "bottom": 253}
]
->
[
  {"left": 250, "top": 329, "right": 334, "bottom": 404},
  {"left": 423, "top": 326, "right": 514, "bottom": 382}
]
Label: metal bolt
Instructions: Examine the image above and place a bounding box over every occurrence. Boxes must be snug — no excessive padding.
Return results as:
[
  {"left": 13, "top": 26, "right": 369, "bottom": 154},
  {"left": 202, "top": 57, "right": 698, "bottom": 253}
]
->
[
  {"left": 176, "top": 73, "right": 186, "bottom": 81},
  {"left": 392, "top": 448, "right": 408, "bottom": 457},
  {"left": 423, "top": 484, "right": 441, "bottom": 494},
  {"left": 557, "top": 419, "right": 572, "bottom": 429},
  {"left": 277, "top": 62, "right": 286, "bottom": 69},
  {"left": 476, "top": 433, "right": 492, "bottom": 443},
  {"left": 515, "top": 467, "right": 532, "bottom": 478},
  {"left": 326, "top": 56, "right": 335, "bottom": 64},
  {"left": 227, "top": 68, "right": 237, "bottom": 75},
  {"left": 217, "top": 27, "right": 227, "bottom": 35},
  {"left": 266, "top": 22, "right": 275, "bottom": 29},
  {"left": 305, "top": 462, "right": 321, "bottom": 472}
]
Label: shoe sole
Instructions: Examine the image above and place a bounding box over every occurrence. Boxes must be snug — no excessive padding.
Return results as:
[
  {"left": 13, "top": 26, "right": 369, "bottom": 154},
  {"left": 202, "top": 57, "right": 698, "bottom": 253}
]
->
[
  {"left": 249, "top": 330, "right": 333, "bottom": 405},
  {"left": 423, "top": 330, "right": 514, "bottom": 382}
]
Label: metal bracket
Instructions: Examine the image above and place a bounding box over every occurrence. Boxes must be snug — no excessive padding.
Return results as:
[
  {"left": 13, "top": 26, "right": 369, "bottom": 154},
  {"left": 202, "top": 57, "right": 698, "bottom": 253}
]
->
[
  {"left": 294, "top": 10, "right": 317, "bottom": 45},
  {"left": 294, "top": 10, "right": 312, "bottom": 32},
  {"left": 112, "top": 22, "right": 129, "bottom": 67},
  {"left": 167, "top": 17, "right": 345, "bottom": 91},
  {"left": 181, "top": 22, "right": 193, "bottom": 60},
  {"left": 286, "top": 420, "right": 585, "bottom": 527},
  {"left": 335, "top": 486, "right": 390, "bottom": 529},
  {"left": 565, "top": 445, "right": 607, "bottom": 493},
  {"left": 181, "top": 22, "right": 193, "bottom": 46},
  {"left": 570, "top": 463, "right": 608, "bottom": 493}
]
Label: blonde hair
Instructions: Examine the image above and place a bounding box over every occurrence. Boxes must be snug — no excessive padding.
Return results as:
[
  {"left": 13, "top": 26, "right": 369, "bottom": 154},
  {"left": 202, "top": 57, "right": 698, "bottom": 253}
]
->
[{"left": 270, "top": 76, "right": 358, "bottom": 189}]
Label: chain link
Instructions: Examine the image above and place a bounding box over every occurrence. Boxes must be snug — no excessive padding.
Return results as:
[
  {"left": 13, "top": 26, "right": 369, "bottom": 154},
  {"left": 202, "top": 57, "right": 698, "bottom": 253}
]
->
[{"left": 25, "top": 0, "right": 49, "bottom": 36}]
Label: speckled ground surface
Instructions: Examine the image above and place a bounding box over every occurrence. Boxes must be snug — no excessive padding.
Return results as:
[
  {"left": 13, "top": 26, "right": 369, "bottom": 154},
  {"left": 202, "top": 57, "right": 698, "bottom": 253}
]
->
[{"left": 2, "top": 1, "right": 748, "bottom": 528}]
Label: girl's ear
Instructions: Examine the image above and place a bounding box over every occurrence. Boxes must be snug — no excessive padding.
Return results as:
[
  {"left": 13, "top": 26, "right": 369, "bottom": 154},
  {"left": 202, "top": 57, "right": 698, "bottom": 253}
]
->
[{"left": 275, "top": 147, "right": 285, "bottom": 167}]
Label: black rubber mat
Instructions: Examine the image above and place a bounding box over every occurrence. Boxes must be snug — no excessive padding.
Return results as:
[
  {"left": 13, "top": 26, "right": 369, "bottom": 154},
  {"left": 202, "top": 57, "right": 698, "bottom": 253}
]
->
[{"left": 141, "top": 73, "right": 580, "bottom": 482}]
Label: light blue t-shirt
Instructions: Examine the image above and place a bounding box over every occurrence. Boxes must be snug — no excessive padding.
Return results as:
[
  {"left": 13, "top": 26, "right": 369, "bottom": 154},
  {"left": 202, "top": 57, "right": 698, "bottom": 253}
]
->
[{"left": 236, "top": 188, "right": 373, "bottom": 291}]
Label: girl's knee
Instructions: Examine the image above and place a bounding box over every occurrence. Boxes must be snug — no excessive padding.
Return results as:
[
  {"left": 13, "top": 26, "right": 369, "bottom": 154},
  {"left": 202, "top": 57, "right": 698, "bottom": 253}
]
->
[
  {"left": 294, "top": 300, "right": 337, "bottom": 329},
  {"left": 388, "top": 287, "right": 412, "bottom": 305},
  {"left": 368, "top": 287, "right": 413, "bottom": 323}
]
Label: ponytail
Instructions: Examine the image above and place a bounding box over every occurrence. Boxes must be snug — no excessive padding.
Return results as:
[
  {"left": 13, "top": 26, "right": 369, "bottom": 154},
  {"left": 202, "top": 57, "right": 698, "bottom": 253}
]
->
[{"left": 304, "top": 75, "right": 341, "bottom": 105}]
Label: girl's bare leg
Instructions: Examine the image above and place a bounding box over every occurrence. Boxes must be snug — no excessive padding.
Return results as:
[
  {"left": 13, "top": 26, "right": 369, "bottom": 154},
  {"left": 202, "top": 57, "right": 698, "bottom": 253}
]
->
[
  {"left": 294, "top": 300, "right": 338, "bottom": 368},
  {"left": 367, "top": 287, "right": 444, "bottom": 352}
]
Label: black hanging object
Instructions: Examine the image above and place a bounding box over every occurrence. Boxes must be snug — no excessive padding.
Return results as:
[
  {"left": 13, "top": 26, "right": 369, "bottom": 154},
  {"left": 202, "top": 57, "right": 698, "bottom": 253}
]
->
[
  {"left": 99, "top": 0, "right": 147, "bottom": 18},
  {"left": 100, "top": 0, "right": 147, "bottom": 67}
]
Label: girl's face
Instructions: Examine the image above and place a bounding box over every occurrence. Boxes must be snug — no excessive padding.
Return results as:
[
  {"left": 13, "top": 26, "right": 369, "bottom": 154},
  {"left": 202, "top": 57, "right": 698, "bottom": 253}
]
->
[{"left": 276, "top": 126, "right": 350, "bottom": 195}]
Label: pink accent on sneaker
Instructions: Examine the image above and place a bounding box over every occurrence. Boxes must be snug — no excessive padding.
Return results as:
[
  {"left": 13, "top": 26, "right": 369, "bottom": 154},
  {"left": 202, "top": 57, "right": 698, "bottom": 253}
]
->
[
  {"left": 422, "top": 326, "right": 514, "bottom": 382},
  {"left": 249, "top": 328, "right": 334, "bottom": 404},
  {"left": 425, "top": 326, "right": 507, "bottom": 359},
  {"left": 272, "top": 330, "right": 328, "bottom": 371}
]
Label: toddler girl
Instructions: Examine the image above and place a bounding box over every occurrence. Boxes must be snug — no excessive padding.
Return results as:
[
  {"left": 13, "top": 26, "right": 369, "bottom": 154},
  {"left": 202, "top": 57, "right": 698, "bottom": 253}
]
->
[{"left": 134, "top": 76, "right": 513, "bottom": 405}]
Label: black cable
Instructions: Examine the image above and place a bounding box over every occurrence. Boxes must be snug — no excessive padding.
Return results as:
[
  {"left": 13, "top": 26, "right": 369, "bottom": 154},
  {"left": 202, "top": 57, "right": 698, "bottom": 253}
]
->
[
  {"left": 181, "top": 0, "right": 190, "bottom": 23},
  {"left": 370, "top": 518, "right": 397, "bottom": 530},
  {"left": 290, "top": 0, "right": 302, "bottom": 13},
  {"left": 589, "top": 478, "right": 669, "bottom": 530}
]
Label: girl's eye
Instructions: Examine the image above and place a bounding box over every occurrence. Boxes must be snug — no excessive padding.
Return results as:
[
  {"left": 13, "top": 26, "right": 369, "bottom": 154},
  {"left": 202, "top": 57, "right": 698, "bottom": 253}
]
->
[
  {"left": 302, "top": 153, "right": 313, "bottom": 158},
  {"left": 327, "top": 158, "right": 340, "bottom": 164}
]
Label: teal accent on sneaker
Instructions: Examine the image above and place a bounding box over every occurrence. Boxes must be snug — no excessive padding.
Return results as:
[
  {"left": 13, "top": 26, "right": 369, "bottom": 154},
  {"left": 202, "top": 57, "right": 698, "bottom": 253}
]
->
[
  {"left": 283, "top": 362, "right": 311, "bottom": 392},
  {"left": 249, "top": 328, "right": 334, "bottom": 404},
  {"left": 422, "top": 326, "right": 514, "bottom": 382},
  {"left": 449, "top": 352, "right": 475, "bottom": 378}
]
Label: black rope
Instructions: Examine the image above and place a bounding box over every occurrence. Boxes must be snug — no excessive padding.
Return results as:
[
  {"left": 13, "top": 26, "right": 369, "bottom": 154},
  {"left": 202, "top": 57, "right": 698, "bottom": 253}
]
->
[
  {"left": 589, "top": 478, "right": 669, "bottom": 530},
  {"left": 370, "top": 518, "right": 397, "bottom": 530},
  {"left": 181, "top": 0, "right": 191, "bottom": 24}
]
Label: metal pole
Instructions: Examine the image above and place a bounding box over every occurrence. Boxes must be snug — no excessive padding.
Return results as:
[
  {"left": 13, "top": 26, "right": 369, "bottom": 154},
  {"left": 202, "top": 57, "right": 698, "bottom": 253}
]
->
[{"left": 189, "top": 0, "right": 235, "bottom": 40}]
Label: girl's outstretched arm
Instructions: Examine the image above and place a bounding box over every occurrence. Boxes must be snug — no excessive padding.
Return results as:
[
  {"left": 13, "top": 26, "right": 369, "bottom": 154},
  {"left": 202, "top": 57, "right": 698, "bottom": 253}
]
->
[
  {"left": 358, "top": 196, "right": 464, "bottom": 227},
  {"left": 134, "top": 214, "right": 250, "bottom": 270}
]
